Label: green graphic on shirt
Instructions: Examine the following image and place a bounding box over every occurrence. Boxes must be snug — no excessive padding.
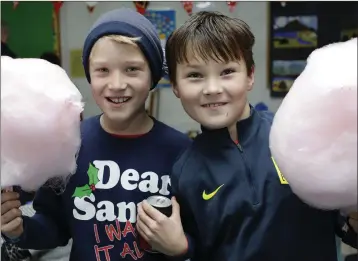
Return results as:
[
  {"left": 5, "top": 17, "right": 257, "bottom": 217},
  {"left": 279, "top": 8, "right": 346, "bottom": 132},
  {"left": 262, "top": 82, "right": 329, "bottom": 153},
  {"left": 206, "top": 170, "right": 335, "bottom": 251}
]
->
[{"left": 72, "top": 163, "right": 100, "bottom": 198}]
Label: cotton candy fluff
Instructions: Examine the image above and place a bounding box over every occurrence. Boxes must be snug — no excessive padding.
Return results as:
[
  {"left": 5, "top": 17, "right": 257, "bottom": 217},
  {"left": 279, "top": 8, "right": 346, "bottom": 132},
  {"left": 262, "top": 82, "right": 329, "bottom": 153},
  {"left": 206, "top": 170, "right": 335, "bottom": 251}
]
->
[
  {"left": 1, "top": 56, "right": 84, "bottom": 192},
  {"left": 269, "top": 38, "right": 357, "bottom": 212}
]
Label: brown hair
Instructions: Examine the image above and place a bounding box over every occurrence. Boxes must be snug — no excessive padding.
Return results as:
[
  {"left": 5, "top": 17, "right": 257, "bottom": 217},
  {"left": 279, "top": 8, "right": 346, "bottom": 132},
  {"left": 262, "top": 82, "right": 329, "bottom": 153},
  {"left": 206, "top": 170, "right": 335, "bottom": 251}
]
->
[{"left": 165, "top": 11, "right": 255, "bottom": 85}]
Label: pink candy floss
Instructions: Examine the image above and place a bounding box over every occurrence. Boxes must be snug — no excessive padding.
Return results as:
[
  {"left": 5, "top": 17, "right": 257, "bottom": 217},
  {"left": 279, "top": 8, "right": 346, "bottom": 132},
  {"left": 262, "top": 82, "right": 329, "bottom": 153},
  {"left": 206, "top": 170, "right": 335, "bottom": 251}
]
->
[
  {"left": 270, "top": 38, "right": 357, "bottom": 212},
  {"left": 1, "top": 57, "right": 84, "bottom": 191}
]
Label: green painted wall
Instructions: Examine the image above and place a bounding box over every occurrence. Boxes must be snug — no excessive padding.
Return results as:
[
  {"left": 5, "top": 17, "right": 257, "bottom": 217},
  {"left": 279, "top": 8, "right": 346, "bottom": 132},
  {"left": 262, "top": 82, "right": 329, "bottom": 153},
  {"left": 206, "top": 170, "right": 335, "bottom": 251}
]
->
[{"left": 1, "top": 1, "right": 55, "bottom": 58}]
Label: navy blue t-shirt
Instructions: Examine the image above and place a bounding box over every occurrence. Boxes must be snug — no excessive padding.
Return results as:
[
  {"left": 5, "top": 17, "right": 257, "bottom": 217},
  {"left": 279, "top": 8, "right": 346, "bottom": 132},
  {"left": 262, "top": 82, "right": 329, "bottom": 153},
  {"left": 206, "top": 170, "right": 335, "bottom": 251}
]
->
[{"left": 17, "top": 115, "right": 192, "bottom": 261}]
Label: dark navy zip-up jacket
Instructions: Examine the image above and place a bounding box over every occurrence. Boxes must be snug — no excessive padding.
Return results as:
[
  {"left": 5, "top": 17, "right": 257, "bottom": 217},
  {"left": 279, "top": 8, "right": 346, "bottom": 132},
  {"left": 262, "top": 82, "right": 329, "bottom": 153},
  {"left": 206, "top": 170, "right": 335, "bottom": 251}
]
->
[{"left": 171, "top": 107, "right": 357, "bottom": 261}]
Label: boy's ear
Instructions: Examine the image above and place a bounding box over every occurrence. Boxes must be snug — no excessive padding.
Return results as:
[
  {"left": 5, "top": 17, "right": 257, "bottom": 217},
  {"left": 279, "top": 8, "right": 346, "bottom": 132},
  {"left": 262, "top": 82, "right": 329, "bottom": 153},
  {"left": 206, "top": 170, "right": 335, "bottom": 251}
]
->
[
  {"left": 247, "top": 66, "right": 255, "bottom": 91},
  {"left": 172, "top": 84, "right": 180, "bottom": 98}
]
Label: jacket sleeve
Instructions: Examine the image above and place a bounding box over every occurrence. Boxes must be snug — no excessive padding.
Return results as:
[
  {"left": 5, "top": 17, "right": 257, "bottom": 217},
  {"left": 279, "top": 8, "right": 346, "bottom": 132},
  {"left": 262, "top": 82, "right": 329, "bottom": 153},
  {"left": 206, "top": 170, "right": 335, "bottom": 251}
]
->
[
  {"left": 14, "top": 186, "right": 71, "bottom": 250},
  {"left": 335, "top": 212, "right": 357, "bottom": 249},
  {"left": 170, "top": 154, "right": 197, "bottom": 260}
]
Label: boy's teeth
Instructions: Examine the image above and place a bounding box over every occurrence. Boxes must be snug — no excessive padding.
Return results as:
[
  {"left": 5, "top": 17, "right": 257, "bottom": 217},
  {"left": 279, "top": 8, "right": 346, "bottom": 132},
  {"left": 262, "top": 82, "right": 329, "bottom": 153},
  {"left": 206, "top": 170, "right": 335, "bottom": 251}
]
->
[
  {"left": 205, "top": 103, "right": 224, "bottom": 107},
  {"left": 109, "top": 97, "right": 129, "bottom": 104}
]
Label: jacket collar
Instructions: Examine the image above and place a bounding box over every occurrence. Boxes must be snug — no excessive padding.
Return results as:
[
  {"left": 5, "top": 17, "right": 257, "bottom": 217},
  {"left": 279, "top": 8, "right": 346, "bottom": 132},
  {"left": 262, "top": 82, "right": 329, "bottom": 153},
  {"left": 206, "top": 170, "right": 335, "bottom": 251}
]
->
[{"left": 200, "top": 105, "right": 261, "bottom": 147}]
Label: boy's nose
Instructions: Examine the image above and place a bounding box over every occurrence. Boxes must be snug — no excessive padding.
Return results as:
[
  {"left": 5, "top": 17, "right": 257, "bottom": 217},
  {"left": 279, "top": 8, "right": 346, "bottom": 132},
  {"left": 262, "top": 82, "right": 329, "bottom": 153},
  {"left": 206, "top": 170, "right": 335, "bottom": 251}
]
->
[
  {"left": 108, "top": 72, "right": 128, "bottom": 90},
  {"left": 203, "top": 80, "right": 223, "bottom": 95},
  {"left": 108, "top": 82, "right": 127, "bottom": 90}
]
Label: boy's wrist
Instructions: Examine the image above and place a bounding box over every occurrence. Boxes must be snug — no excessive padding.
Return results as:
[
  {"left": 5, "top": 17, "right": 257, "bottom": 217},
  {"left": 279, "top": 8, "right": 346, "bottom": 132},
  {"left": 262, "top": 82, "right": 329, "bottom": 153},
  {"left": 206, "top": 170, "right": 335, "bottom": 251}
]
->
[
  {"left": 2, "top": 232, "right": 21, "bottom": 243},
  {"left": 172, "top": 232, "right": 188, "bottom": 256}
]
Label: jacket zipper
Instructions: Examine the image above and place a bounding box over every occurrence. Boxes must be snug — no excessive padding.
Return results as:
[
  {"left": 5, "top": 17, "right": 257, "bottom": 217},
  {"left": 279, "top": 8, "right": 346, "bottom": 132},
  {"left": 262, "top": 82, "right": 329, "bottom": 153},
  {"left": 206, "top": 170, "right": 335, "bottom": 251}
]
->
[{"left": 236, "top": 142, "right": 259, "bottom": 205}]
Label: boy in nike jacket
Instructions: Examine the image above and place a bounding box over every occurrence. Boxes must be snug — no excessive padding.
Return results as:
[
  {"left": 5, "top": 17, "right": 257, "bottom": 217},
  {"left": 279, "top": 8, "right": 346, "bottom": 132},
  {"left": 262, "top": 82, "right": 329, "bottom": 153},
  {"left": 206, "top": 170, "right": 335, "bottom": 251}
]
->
[
  {"left": 1, "top": 8, "right": 191, "bottom": 261},
  {"left": 136, "top": 11, "right": 357, "bottom": 261}
]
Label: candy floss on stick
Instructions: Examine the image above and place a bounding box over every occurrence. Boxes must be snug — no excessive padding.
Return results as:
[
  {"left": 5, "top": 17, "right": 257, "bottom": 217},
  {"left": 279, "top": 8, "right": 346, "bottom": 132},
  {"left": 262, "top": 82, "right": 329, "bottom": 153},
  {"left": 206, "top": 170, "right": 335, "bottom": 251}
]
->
[
  {"left": 269, "top": 38, "right": 358, "bottom": 212},
  {"left": 1, "top": 56, "right": 84, "bottom": 192}
]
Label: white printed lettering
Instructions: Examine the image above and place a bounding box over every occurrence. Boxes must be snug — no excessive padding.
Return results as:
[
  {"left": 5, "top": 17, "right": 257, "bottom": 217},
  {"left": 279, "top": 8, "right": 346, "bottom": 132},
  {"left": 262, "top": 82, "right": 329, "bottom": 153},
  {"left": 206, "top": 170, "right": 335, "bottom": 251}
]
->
[
  {"left": 94, "top": 160, "right": 120, "bottom": 189},
  {"left": 72, "top": 160, "right": 172, "bottom": 222},
  {"left": 73, "top": 193, "right": 96, "bottom": 220},
  {"left": 139, "top": 171, "right": 159, "bottom": 193},
  {"left": 121, "top": 169, "right": 139, "bottom": 191},
  {"left": 96, "top": 201, "right": 117, "bottom": 222}
]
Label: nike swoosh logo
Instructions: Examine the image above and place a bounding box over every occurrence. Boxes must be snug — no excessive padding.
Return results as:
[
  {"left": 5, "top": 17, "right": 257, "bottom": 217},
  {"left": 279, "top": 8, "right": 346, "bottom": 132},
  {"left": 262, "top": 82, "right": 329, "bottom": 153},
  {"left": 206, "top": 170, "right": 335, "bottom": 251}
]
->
[{"left": 202, "top": 184, "right": 224, "bottom": 200}]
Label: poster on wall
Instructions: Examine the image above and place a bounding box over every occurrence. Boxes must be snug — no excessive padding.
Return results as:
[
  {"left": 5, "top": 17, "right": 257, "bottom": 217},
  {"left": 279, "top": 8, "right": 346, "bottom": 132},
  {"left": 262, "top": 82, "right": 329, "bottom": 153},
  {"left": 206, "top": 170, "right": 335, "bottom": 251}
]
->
[
  {"left": 268, "top": 2, "right": 358, "bottom": 98},
  {"left": 145, "top": 9, "right": 176, "bottom": 88},
  {"left": 271, "top": 60, "right": 306, "bottom": 94},
  {"left": 272, "top": 15, "right": 318, "bottom": 49},
  {"left": 70, "top": 49, "right": 85, "bottom": 78},
  {"left": 270, "top": 15, "right": 318, "bottom": 97},
  {"left": 340, "top": 28, "right": 358, "bottom": 42},
  {"left": 269, "top": 9, "right": 318, "bottom": 97}
]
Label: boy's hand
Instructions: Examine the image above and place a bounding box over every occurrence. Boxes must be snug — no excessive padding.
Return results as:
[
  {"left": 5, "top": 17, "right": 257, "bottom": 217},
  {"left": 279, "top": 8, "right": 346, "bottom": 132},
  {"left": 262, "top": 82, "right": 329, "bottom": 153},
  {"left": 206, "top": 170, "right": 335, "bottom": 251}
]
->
[
  {"left": 136, "top": 196, "right": 187, "bottom": 256},
  {"left": 348, "top": 212, "right": 358, "bottom": 233},
  {"left": 1, "top": 191, "right": 24, "bottom": 239}
]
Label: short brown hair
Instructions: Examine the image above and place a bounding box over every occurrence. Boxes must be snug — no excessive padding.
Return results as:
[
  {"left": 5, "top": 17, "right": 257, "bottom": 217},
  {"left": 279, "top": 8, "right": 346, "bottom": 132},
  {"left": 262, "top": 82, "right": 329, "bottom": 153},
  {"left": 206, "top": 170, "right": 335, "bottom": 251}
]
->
[{"left": 165, "top": 11, "right": 255, "bottom": 85}]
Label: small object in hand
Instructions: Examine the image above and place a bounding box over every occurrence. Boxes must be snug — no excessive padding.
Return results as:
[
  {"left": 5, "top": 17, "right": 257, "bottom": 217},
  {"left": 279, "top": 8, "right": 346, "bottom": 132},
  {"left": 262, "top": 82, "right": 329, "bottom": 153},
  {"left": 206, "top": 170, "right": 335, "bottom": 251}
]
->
[{"left": 137, "top": 195, "right": 172, "bottom": 253}]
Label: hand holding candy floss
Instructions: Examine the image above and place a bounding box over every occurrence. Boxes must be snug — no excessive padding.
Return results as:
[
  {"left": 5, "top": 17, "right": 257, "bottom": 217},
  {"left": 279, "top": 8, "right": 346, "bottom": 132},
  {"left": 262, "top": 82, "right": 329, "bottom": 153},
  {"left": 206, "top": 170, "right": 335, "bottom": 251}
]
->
[{"left": 1, "top": 56, "right": 84, "bottom": 192}]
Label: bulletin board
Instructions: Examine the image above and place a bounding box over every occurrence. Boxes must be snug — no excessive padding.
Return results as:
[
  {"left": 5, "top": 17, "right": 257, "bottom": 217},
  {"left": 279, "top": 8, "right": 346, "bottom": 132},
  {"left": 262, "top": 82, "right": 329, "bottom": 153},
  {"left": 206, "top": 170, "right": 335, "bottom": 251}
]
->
[
  {"left": 1, "top": 1, "right": 61, "bottom": 59},
  {"left": 144, "top": 9, "right": 176, "bottom": 88},
  {"left": 143, "top": 9, "right": 177, "bottom": 118},
  {"left": 268, "top": 2, "right": 358, "bottom": 98}
]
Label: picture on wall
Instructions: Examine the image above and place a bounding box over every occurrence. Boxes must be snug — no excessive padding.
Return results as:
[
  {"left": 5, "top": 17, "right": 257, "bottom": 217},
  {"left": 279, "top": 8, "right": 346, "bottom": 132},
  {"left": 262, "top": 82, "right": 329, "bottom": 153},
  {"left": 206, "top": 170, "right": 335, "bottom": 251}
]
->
[
  {"left": 145, "top": 9, "right": 176, "bottom": 88},
  {"left": 272, "top": 60, "right": 306, "bottom": 76},
  {"left": 269, "top": 2, "right": 358, "bottom": 98},
  {"left": 272, "top": 77, "right": 295, "bottom": 94},
  {"left": 273, "top": 15, "right": 318, "bottom": 49},
  {"left": 340, "top": 28, "right": 358, "bottom": 42}
]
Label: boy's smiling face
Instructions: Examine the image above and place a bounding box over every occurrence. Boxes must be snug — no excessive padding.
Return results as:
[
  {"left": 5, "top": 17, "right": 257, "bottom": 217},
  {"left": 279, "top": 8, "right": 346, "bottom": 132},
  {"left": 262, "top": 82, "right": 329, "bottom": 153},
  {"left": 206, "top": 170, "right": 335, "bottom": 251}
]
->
[
  {"left": 173, "top": 54, "right": 254, "bottom": 130},
  {"left": 165, "top": 11, "right": 256, "bottom": 132},
  {"left": 89, "top": 36, "right": 151, "bottom": 125}
]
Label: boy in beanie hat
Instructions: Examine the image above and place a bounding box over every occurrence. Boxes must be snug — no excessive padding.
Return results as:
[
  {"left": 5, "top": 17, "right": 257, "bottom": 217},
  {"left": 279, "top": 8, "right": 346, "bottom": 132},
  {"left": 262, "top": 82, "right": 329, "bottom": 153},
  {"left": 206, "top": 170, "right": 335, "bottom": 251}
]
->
[{"left": 1, "top": 8, "right": 191, "bottom": 261}]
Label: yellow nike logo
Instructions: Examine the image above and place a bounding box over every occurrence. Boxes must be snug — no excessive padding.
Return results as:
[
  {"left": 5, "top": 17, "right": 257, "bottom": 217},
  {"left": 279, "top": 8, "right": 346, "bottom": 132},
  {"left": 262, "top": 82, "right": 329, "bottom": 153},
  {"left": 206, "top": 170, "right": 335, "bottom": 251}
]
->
[
  {"left": 202, "top": 184, "right": 224, "bottom": 200},
  {"left": 271, "top": 157, "right": 289, "bottom": 185}
]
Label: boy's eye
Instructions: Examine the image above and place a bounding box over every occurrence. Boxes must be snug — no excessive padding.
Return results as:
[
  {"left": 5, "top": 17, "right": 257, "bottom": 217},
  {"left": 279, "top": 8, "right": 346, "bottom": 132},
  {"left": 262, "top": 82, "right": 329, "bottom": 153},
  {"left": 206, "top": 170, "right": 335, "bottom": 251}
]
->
[
  {"left": 221, "top": 69, "right": 235, "bottom": 76},
  {"left": 187, "top": 72, "right": 202, "bottom": 78},
  {"left": 97, "top": 68, "right": 109, "bottom": 73},
  {"left": 126, "top": 67, "right": 139, "bottom": 72}
]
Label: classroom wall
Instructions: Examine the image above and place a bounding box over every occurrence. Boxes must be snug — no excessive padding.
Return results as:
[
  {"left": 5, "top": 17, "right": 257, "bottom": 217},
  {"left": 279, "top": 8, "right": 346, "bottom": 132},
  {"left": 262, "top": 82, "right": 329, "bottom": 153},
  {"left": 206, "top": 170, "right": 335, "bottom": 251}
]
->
[
  {"left": 1, "top": 2, "right": 56, "bottom": 58},
  {"left": 59, "top": 1, "right": 283, "bottom": 132}
]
